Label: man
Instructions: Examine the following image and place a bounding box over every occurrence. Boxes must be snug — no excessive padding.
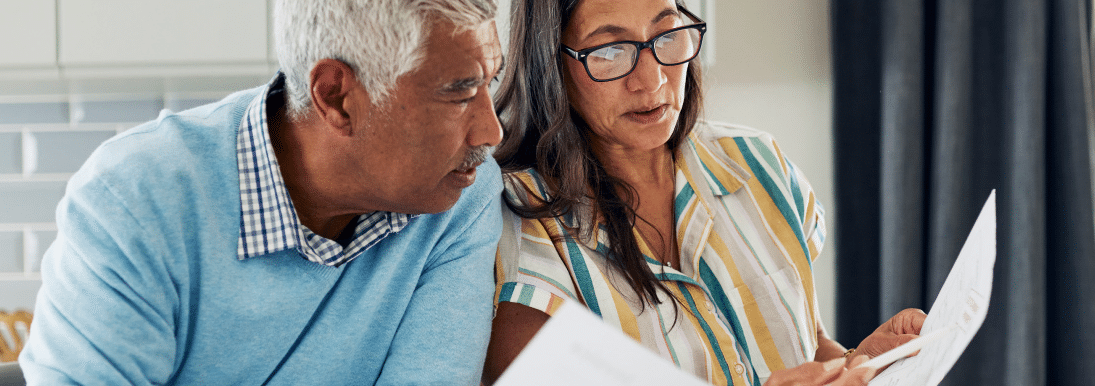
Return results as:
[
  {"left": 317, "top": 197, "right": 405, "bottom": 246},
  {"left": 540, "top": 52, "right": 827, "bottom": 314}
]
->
[{"left": 19, "top": 0, "right": 504, "bottom": 384}]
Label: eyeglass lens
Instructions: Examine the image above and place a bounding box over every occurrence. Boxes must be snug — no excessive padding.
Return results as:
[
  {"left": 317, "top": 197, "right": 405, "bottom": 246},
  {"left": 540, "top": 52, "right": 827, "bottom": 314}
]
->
[{"left": 585, "top": 27, "right": 702, "bottom": 81}]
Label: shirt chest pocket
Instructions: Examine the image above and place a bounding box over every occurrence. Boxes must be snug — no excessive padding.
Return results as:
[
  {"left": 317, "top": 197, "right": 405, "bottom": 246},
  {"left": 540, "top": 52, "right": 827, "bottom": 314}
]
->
[{"left": 722, "top": 266, "right": 815, "bottom": 376}]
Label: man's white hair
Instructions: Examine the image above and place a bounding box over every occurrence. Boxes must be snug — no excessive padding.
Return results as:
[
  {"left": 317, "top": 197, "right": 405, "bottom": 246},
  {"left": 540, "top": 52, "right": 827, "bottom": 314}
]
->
[{"left": 274, "top": 0, "right": 497, "bottom": 120}]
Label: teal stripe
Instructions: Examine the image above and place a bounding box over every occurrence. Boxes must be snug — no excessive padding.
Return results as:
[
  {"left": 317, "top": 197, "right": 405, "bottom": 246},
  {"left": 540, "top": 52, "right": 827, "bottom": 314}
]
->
[
  {"left": 748, "top": 137, "right": 784, "bottom": 183},
  {"left": 676, "top": 282, "right": 732, "bottom": 381},
  {"left": 654, "top": 302, "right": 683, "bottom": 367},
  {"left": 697, "top": 263, "right": 763, "bottom": 385},
  {"left": 518, "top": 268, "right": 579, "bottom": 300},
  {"left": 498, "top": 282, "right": 517, "bottom": 302},
  {"left": 653, "top": 271, "right": 699, "bottom": 285},
  {"left": 699, "top": 161, "right": 730, "bottom": 194},
  {"left": 733, "top": 138, "right": 811, "bottom": 264},
  {"left": 645, "top": 256, "right": 699, "bottom": 285},
  {"left": 517, "top": 283, "right": 535, "bottom": 305},
  {"left": 698, "top": 261, "right": 754, "bottom": 365},
  {"left": 565, "top": 235, "right": 602, "bottom": 317},
  {"left": 527, "top": 168, "right": 550, "bottom": 198},
  {"left": 690, "top": 139, "right": 730, "bottom": 195},
  {"left": 674, "top": 183, "right": 695, "bottom": 224}
]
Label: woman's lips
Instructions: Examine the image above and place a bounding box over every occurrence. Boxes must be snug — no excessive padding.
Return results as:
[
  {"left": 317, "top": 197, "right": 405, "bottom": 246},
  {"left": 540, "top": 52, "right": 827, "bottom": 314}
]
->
[{"left": 625, "top": 105, "right": 668, "bottom": 124}]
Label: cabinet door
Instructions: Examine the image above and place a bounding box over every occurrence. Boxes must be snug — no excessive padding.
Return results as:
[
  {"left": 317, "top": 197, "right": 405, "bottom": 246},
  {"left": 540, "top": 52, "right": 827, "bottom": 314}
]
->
[
  {"left": 0, "top": 2, "right": 57, "bottom": 67},
  {"left": 58, "top": 0, "right": 268, "bottom": 66}
]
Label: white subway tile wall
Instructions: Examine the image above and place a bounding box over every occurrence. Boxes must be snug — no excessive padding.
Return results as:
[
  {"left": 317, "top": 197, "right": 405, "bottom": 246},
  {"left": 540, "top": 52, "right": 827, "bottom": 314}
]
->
[{"left": 0, "top": 75, "right": 271, "bottom": 310}]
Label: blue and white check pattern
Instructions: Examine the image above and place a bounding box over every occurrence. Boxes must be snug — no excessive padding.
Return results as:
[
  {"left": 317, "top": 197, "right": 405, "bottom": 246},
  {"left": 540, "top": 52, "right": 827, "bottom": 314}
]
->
[{"left": 236, "top": 74, "right": 415, "bottom": 267}]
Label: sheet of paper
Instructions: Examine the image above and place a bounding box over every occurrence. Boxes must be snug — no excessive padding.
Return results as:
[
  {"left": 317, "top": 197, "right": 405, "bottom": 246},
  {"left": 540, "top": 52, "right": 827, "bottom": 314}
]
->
[
  {"left": 495, "top": 300, "right": 710, "bottom": 386},
  {"left": 869, "top": 191, "right": 997, "bottom": 386}
]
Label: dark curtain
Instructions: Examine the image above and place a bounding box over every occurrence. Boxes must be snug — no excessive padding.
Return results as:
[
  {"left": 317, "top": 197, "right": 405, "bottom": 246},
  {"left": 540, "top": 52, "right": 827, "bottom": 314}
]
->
[{"left": 832, "top": 0, "right": 1095, "bottom": 385}]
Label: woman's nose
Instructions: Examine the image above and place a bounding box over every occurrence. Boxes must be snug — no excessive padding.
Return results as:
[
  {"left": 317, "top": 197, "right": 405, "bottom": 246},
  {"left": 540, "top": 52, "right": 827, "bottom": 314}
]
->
[{"left": 625, "top": 49, "right": 668, "bottom": 92}]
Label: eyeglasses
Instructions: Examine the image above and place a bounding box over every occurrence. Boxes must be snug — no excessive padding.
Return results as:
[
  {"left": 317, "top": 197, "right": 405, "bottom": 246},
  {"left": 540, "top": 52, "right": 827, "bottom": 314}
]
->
[{"left": 561, "top": 7, "right": 707, "bottom": 82}]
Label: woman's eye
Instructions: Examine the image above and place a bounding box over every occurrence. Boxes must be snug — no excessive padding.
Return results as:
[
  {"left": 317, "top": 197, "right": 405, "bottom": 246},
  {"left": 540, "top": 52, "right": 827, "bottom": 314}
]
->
[{"left": 591, "top": 45, "right": 627, "bottom": 61}]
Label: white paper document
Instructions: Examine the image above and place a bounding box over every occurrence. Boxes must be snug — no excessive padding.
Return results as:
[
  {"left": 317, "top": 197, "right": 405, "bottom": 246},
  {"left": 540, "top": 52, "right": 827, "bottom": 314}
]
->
[
  {"left": 869, "top": 191, "right": 997, "bottom": 386},
  {"left": 495, "top": 300, "right": 710, "bottom": 386}
]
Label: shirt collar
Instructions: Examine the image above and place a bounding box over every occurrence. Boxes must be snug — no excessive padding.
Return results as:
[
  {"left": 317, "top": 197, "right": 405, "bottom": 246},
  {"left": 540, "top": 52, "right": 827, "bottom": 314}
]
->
[
  {"left": 680, "top": 131, "right": 752, "bottom": 197},
  {"left": 236, "top": 73, "right": 416, "bottom": 266},
  {"left": 579, "top": 130, "right": 753, "bottom": 270},
  {"left": 503, "top": 127, "right": 753, "bottom": 269}
]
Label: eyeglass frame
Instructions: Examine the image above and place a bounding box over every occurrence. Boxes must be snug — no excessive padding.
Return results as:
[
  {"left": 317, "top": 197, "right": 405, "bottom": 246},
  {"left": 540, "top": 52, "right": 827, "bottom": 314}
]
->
[{"left": 560, "top": 6, "right": 707, "bottom": 82}]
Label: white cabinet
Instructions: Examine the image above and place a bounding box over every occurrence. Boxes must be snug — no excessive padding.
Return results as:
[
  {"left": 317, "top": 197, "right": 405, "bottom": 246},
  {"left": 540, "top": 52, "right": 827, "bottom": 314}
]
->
[
  {"left": 58, "top": 0, "right": 269, "bottom": 66},
  {"left": 0, "top": 2, "right": 57, "bottom": 67}
]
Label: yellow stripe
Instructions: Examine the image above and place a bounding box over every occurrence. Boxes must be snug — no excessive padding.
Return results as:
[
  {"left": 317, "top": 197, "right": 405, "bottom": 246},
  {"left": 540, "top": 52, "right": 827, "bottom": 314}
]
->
[
  {"left": 494, "top": 247, "right": 506, "bottom": 300},
  {"left": 676, "top": 191, "right": 701, "bottom": 244},
  {"left": 722, "top": 141, "right": 813, "bottom": 280},
  {"left": 770, "top": 139, "right": 790, "bottom": 178},
  {"left": 513, "top": 172, "right": 546, "bottom": 201},
  {"left": 706, "top": 231, "right": 744, "bottom": 288},
  {"left": 693, "top": 138, "right": 745, "bottom": 192},
  {"left": 609, "top": 289, "right": 642, "bottom": 342},
  {"left": 802, "top": 193, "right": 820, "bottom": 261},
  {"left": 522, "top": 218, "right": 552, "bottom": 241},
  {"left": 708, "top": 232, "right": 787, "bottom": 371},
  {"left": 677, "top": 286, "right": 746, "bottom": 385},
  {"left": 545, "top": 295, "right": 564, "bottom": 315},
  {"left": 724, "top": 138, "right": 820, "bottom": 358}
]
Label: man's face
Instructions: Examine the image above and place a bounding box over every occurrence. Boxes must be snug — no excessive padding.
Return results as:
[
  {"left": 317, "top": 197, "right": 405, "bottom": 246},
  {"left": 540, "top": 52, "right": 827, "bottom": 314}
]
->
[{"left": 341, "top": 18, "right": 503, "bottom": 215}]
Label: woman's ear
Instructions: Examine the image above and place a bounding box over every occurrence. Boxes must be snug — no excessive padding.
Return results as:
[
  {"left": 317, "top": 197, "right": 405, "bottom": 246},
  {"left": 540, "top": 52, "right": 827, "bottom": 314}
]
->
[{"left": 308, "top": 59, "right": 365, "bottom": 136}]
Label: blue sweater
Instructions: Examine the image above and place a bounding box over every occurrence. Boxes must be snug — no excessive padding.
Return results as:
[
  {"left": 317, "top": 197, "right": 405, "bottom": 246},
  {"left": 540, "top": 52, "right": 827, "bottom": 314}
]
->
[{"left": 19, "top": 86, "right": 503, "bottom": 385}]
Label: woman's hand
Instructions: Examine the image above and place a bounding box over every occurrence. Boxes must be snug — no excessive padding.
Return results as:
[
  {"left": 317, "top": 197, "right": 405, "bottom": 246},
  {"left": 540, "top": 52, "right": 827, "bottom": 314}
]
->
[
  {"left": 849, "top": 308, "right": 927, "bottom": 366},
  {"left": 764, "top": 356, "right": 875, "bottom": 386}
]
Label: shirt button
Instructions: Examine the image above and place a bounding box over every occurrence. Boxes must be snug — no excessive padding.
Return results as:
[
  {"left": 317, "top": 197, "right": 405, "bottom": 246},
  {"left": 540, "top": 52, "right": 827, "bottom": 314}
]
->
[{"left": 734, "top": 363, "right": 745, "bottom": 374}]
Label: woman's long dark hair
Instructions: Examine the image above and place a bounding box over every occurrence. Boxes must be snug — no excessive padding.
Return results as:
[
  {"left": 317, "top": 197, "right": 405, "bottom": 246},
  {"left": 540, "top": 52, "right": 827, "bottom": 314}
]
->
[{"left": 493, "top": 0, "right": 704, "bottom": 309}]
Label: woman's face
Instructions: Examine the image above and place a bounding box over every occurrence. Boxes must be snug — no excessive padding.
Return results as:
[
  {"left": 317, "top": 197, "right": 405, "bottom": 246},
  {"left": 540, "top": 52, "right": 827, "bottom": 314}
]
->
[{"left": 562, "top": 0, "right": 691, "bottom": 154}]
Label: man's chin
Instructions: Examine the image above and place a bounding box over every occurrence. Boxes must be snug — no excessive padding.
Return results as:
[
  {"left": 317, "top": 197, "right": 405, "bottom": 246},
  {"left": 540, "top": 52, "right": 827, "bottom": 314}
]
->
[{"left": 392, "top": 192, "right": 463, "bottom": 216}]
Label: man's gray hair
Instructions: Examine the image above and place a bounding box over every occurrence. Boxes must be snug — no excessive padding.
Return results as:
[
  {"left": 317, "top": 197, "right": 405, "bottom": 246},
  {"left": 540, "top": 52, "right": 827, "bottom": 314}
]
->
[{"left": 274, "top": 0, "right": 497, "bottom": 120}]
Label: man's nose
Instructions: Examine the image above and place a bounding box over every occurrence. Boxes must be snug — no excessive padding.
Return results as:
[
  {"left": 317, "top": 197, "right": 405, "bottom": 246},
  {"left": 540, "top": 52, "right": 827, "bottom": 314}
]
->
[{"left": 467, "top": 89, "right": 503, "bottom": 147}]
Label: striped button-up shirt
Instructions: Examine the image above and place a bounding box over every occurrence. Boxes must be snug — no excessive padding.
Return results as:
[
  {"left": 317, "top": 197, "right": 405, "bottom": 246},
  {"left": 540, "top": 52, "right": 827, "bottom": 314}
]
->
[
  {"left": 495, "top": 121, "right": 825, "bottom": 385},
  {"left": 236, "top": 74, "right": 415, "bottom": 266}
]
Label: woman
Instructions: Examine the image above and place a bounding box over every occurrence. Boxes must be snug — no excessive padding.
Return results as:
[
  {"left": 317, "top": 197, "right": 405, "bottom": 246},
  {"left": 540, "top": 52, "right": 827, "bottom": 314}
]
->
[{"left": 484, "top": 0, "right": 925, "bottom": 385}]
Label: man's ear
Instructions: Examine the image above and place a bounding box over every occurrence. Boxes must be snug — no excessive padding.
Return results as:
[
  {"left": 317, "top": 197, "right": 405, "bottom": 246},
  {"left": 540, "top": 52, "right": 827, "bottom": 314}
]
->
[{"left": 309, "top": 59, "right": 365, "bottom": 136}]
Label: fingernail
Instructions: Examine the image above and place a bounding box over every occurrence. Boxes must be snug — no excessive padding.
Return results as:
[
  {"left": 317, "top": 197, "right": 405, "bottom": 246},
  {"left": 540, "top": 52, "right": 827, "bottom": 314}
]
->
[{"left": 823, "top": 358, "right": 844, "bottom": 372}]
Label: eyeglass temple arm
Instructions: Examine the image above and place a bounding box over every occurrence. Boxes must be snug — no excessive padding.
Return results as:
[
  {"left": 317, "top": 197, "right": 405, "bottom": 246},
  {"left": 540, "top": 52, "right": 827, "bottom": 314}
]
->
[
  {"left": 678, "top": 5, "right": 705, "bottom": 24},
  {"left": 561, "top": 46, "right": 582, "bottom": 60}
]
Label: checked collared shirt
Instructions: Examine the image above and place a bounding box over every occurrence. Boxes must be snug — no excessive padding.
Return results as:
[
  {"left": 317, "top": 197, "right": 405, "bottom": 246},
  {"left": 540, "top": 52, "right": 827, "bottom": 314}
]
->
[{"left": 235, "top": 74, "right": 415, "bottom": 266}]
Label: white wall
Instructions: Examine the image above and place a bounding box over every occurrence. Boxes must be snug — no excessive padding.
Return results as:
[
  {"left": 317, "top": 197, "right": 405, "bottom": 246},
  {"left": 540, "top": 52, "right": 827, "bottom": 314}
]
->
[{"left": 702, "top": 1, "right": 836, "bottom": 332}]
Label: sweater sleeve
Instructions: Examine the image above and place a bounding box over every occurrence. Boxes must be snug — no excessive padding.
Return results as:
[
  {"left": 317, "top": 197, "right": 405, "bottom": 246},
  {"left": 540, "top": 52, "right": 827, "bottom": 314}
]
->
[
  {"left": 374, "top": 170, "right": 503, "bottom": 386},
  {"left": 19, "top": 175, "right": 180, "bottom": 386}
]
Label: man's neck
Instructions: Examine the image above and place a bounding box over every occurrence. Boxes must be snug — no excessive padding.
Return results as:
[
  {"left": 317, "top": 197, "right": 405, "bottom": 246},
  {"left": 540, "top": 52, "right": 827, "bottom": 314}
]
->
[{"left": 268, "top": 105, "right": 358, "bottom": 240}]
